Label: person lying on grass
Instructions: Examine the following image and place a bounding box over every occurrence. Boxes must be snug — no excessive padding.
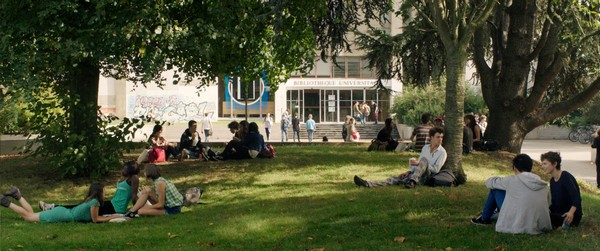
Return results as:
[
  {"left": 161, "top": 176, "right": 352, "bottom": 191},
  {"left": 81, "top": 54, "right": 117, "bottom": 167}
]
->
[
  {"left": 470, "top": 154, "right": 552, "bottom": 234},
  {"left": 124, "top": 163, "right": 183, "bottom": 217},
  {"left": 1, "top": 183, "right": 122, "bottom": 223},
  {"left": 354, "top": 126, "right": 447, "bottom": 189},
  {"left": 39, "top": 160, "right": 140, "bottom": 216},
  {"left": 540, "top": 151, "right": 583, "bottom": 229}
]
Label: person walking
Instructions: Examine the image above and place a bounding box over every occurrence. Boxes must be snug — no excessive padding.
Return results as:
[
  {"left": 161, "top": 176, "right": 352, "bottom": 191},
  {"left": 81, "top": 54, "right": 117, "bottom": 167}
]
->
[
  {"left": 280, "top": 114, "right": 290, "bottom": 142},
  {"left": 306, "top": 114, "right": 316, "bottom": 142},
  {"left": 201, "top": 113, "right": 213, "bottom": 143},
  {"left": 264, "top": 113, "right": 273, "bottom": 141},
  {"left": 292, "top": 112, "right": 301, "bottom": 142},
  {"left": 593, "top": 128, "right": 600, "bottom": 188}
]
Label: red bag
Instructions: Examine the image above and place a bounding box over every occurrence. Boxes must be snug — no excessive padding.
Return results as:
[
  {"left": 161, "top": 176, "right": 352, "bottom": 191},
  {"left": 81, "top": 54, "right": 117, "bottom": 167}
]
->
[
  {"left": 148, "top": 148, "right": 166, "bottom": 163},
  {"left": 259, "top": 144, "right": 276, "bottom": 158}
]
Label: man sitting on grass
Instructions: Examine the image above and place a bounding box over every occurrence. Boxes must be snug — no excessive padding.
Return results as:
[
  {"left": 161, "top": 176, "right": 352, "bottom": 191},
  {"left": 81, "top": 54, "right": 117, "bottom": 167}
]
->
[
  {"left": 470, "top": 154, "right": 552, "bottom": 235},
  {"left": 354, "top": 126, "right": 446, "bottom": 189}
]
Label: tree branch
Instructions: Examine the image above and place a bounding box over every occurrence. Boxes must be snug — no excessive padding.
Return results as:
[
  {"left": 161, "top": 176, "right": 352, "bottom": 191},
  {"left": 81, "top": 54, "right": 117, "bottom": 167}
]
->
[
  {"left": 527, "top": 19, "right": 551, "bottom": 61},
  {"left": 426, "top": 0, "right": 453, "bottom": 47},
  {"left": 525, "top": 53, "right": 566, "bottom": 113},
  {"left": 461, "top": 0, "right": 496, "bottom": 45},
  {"left": 409, "top": 1, "right": 437, "bottom": 30},
  {"left": 530, "top": 76, "right": 600, "bottom": 127}
]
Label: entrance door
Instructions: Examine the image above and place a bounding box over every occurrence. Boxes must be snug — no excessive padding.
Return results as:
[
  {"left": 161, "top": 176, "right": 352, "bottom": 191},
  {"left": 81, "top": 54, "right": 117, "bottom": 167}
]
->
[{"left": 304, "top": 90, "right": 320, "bottom": 122}]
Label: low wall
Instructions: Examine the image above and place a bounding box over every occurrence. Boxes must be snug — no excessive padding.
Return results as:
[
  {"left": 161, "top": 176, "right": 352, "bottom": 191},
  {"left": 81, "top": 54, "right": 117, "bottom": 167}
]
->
[{"left": 524, "top": 125, "right": 569, "bottom": 140}]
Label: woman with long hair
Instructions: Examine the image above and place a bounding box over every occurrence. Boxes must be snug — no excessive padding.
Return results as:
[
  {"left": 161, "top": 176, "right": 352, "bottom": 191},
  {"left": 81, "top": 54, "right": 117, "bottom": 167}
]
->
[
  {"left": 125, "top": 164, "right": 183, "bottom": 217},
  {"left": 1, "top": 183, "right": 122, "bottom": 223},
  {"left": 465, "top": 114, "right": 483, "bottom": 150},
  {"left": 39, "top": 161, "right": 140, "bottom": 215},
  {"left": 376, "top": 118, "right": 399, "bottom": 151},
  {"left": 149, "top": 124, "right": 180, "bottom": 161}
]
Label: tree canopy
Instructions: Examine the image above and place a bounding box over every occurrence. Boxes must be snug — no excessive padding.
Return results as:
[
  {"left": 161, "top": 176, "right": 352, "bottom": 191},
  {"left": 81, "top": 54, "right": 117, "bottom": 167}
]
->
[
  {"left": 0, "top": 0, "right": 391, "bottom": 177},
  {"left": 358, "top": 0, "right": 600, "bottom": 153}
]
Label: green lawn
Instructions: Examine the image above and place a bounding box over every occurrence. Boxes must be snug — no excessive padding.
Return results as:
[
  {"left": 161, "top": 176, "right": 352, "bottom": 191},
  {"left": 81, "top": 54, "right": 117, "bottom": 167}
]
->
[{"left": 1, "top": 145, "right": 599, "bottom": 250}]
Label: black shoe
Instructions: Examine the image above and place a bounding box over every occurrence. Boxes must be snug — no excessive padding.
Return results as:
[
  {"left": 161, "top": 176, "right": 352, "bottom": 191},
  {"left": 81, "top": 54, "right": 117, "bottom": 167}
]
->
[
  {"left": 404, "top": 181, "right": 416, "bottom": 189},
  {"left": 124, "top": 211, "right": 139, "bottom": 218},
  {"left": 0, "top": 195, "right": 11, "bottom": 207},
  {"left": 470, "top": 216, "right": 491, "bottom": 225},
  {"left": 4, "top": 186, "right": 22, "bottom": 200},
  {"left": 353, "top": 175, "right": 369, "bottom": 187}
]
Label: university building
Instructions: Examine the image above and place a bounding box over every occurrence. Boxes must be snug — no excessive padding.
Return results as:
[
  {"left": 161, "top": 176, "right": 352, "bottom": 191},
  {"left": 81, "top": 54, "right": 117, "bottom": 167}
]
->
[{"left": 98, "top": 10, "right": 403, "bottom": 124}]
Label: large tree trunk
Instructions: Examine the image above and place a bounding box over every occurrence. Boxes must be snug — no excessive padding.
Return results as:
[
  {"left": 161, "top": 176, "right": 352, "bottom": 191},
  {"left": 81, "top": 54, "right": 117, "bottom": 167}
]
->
[
  {"left": 484, "top": 108, "right": 529, "bottom": 153},
  {"left": 442, "top": 46, "right": 467, "bottom": 183},
  {"left": 68, "top": 60, "right": 100, "bottom": 139}
]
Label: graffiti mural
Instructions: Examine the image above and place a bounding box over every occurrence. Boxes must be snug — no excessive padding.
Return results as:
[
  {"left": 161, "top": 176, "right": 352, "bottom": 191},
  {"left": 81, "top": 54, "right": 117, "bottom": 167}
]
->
[{"left": 127, "top": 95, "right": 215, "bottom": 122}]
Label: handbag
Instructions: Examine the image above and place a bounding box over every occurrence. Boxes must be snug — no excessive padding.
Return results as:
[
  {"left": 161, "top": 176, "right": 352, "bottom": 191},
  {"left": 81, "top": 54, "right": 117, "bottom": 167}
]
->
[
  {"left": 368, "top": 139, "right": 388, "bottom": 151},
  {"left": 148, "top": 147, "right": 166, "bottom": 162},
  {"left": 208, "top": 129, "right": 213, "bottom": 136}
]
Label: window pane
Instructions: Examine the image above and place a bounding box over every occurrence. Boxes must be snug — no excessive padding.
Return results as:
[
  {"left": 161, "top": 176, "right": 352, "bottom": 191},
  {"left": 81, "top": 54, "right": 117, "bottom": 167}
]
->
[
  {"left": 362, "top": 59, "right": 375, "bottom": 79},
  {"left": 347, "top": 57, "right": 361, "bottom": 78},
  {"left": 352, "top": 89, "right": 363, "bottom": 101},
  {"left": 332, "top": 58, "right": 345, "bottom": 78}
]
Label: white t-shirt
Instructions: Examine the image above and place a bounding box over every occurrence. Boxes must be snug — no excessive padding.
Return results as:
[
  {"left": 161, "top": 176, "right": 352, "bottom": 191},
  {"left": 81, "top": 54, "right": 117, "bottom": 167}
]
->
[{"left": 201, "top": 117, "right": 211, "bottom": 130}]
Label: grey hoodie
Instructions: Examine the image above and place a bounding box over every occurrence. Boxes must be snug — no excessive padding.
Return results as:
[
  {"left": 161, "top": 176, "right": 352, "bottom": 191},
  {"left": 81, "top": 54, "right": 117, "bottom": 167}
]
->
[{"left": 486, "top": 172, "right": 552, "bottom": 234}]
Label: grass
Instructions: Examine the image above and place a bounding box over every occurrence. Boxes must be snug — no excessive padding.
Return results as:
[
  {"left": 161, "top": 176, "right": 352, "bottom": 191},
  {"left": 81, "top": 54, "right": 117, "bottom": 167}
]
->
[{"left": 1, "top": 145, "right": 600, "bottom": 250}]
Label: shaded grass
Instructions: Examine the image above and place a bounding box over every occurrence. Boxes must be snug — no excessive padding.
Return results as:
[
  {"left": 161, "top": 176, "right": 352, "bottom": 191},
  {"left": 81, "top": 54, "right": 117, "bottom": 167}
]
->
[{"left": 1, "top": 145, "right": 600, "bottom": 250}]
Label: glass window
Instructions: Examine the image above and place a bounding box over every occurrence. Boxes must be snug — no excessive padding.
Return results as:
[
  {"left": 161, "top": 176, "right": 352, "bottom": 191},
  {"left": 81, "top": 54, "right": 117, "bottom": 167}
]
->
[
  {"left": 347, "top": 57, "right": 361, "bottom": 78},
  {"left": 332, "top": 57, "right": 346, "bottom": 78},
  {"left": 362, "top": 59, "right": 376, "bottom": 79},
  {"left": 315, "top": 59, "right": 330, "bottom": 78},
  {"left": 352, "top": 89, "right": 363, "bottom": 101}
]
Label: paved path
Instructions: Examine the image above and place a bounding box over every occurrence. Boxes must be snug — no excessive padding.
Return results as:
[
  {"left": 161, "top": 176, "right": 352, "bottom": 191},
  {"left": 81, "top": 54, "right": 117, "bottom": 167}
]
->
[
  {"left": 2, "top": 125, "right": 597, "bottom": 187},
  {"left": 521, "top": 140, "right": 597, "bottom": 187}
]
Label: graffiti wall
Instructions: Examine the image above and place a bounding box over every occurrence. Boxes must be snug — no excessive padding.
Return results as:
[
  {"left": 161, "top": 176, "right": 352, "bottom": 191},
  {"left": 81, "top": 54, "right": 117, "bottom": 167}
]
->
[{"left": 124, "top": 78, "right": 219, "bottom": 122}]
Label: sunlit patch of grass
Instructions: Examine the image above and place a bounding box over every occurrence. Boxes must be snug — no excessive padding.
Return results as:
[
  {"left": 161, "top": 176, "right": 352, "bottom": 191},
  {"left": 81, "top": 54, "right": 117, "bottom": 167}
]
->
[{"left": 2, "top": 145, "right": 600, "bottom": 250}]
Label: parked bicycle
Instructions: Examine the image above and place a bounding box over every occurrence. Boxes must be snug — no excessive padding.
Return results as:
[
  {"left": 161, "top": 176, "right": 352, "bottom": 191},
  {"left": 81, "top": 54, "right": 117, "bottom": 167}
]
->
[{"left": 569, "top": 125, "right": 597, "bottom": 144}]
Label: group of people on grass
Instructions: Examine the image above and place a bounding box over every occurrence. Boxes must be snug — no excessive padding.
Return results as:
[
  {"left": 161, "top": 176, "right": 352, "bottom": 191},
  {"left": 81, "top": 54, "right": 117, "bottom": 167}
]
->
[
  {"left": 355, "top": 124, "right": 583, "bottom": 234},
  {"left": 1, "top": 162, "right": 183, "bottom": 223}
]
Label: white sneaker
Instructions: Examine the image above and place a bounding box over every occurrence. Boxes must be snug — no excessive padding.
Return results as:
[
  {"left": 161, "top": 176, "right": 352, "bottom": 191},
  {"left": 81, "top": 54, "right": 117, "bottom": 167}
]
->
[{"left": 38, "top": 201, "right": 55, "bottom": 211}]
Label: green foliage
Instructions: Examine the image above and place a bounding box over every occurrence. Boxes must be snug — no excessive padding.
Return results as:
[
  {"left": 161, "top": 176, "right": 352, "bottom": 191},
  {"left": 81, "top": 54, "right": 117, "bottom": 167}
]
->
[
  {"left": 0, "top": 95, "right": 32, "bottom": 134},
  {"left": 392, "top": 83, "right": 487, "bottom": 126},
  {"left": 1, "top": 145, "right": 600, "bottom": 250},
  {"left": 392, "top": 84, "right": 445, "bottom": 126},
  {"left": 556, "top": 94, "right": 600, "bottom": 126},
  {"left": 25, "top": 112, "right": 144, "bottom": 178}
]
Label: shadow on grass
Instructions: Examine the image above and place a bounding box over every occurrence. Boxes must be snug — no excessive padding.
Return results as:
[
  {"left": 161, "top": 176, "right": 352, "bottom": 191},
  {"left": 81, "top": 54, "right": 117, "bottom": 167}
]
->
[{"left": 2, "top": 145, "right": 600, "bottom": 250}]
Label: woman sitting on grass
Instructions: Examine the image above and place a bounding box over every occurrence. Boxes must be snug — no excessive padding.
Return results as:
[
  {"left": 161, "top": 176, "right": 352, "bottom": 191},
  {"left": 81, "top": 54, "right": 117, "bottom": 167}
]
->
[
  {"left": 39, "top": 160, "right": 140, "bottom": 216},
  {"left": 540, "top": 151, "right": 583, "bottom": 229},
  {"left": 125, "top": 164, "right": 183, "bottom": 217},
  {"left": 1, "top": 183, "right": 122, "bottom": 223},
  {"left": 149, "top": 124, "right": 181, "bottom": 161}
]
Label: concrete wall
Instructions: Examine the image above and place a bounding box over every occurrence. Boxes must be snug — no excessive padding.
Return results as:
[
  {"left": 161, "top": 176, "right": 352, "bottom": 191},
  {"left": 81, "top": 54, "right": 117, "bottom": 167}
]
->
[{"left": 524, "top": 125, "right": 570, "bottom": 140}]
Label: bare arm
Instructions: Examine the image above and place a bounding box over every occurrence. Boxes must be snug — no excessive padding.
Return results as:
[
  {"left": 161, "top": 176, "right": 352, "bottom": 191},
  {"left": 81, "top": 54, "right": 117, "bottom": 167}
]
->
[
  {"left": 148, "top": 181, "right": 166, "bottom": 209},
  {"left": 90, "top": 206, "right": 122, "bottom": 223}
]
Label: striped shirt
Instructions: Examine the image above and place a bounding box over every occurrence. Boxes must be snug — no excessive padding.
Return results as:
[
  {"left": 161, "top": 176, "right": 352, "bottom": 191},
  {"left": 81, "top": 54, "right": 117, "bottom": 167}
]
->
[
  {"left": 154, "top": 177, "right": 183, "bottom": 208},
  {"left": 411, "top": 124, "right": 432, "bottom": 152}
]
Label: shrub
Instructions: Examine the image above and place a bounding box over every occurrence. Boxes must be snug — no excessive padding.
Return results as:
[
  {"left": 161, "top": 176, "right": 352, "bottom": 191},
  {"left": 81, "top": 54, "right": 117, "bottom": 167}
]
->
[{"left": 392, "top": 82, "right": 487, "bottom": 126}]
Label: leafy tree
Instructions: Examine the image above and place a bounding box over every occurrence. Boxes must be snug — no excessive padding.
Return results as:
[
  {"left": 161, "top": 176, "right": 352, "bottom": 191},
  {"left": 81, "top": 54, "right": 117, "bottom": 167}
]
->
[
  {"left": 473, "top": 0, "right": 600, "bottom": 152},
  {"left": 0, "top": 1, "right": 390, "bottom": 177},
  {"left": 359, "top": 0, "right": 496, "bottom": 184},
  {"left": 359, "top": 0, "right": 600, "bottom": 155}
]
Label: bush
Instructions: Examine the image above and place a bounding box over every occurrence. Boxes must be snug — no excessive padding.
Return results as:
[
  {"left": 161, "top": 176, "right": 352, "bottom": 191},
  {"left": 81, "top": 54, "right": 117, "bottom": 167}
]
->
[
  {"left": 392, "top": 82, "right": 487, "bottom": 126},
  {"left": 0, "top": 95, "right": 32, "bottom": 134}
]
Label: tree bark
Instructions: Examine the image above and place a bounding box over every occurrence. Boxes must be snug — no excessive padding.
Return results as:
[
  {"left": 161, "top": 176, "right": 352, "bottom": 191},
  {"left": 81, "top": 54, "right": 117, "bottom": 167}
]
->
[
  {"left": 67, "top": 60, "right": 100, "bottom": 140},
  {"left": 442, "top": 46, "right": 468, "bottom": 183}
]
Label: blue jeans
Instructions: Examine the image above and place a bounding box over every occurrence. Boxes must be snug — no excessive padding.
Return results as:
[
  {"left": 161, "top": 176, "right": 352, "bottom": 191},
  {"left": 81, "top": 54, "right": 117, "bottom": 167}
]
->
[
  {"left": 481, "top": 189, "right": 506, "bottom": 221},
  {"left": 360, "top": 113, "right": 366, "bottom": 124},
  {"left": 204, "top": 129, "right": 210, "bottom": 142},
  {"left": 307, "top": 130, "right": 314, "bottom": 142},
  {"left": 281, "top": 128, "right": 288, "bottom": 142}
]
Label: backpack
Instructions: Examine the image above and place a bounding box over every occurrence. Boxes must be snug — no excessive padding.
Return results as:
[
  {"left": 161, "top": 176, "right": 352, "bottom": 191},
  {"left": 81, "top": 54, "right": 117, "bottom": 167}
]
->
[
  {"left": 258, "top": 144, "right": 276, "bottom": 158},
  {"left": 425, "top": 169, "right": 456, "bottom": 187},
  {"left": 180, "top": 187, "right": 204, "bottom": 207}
]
